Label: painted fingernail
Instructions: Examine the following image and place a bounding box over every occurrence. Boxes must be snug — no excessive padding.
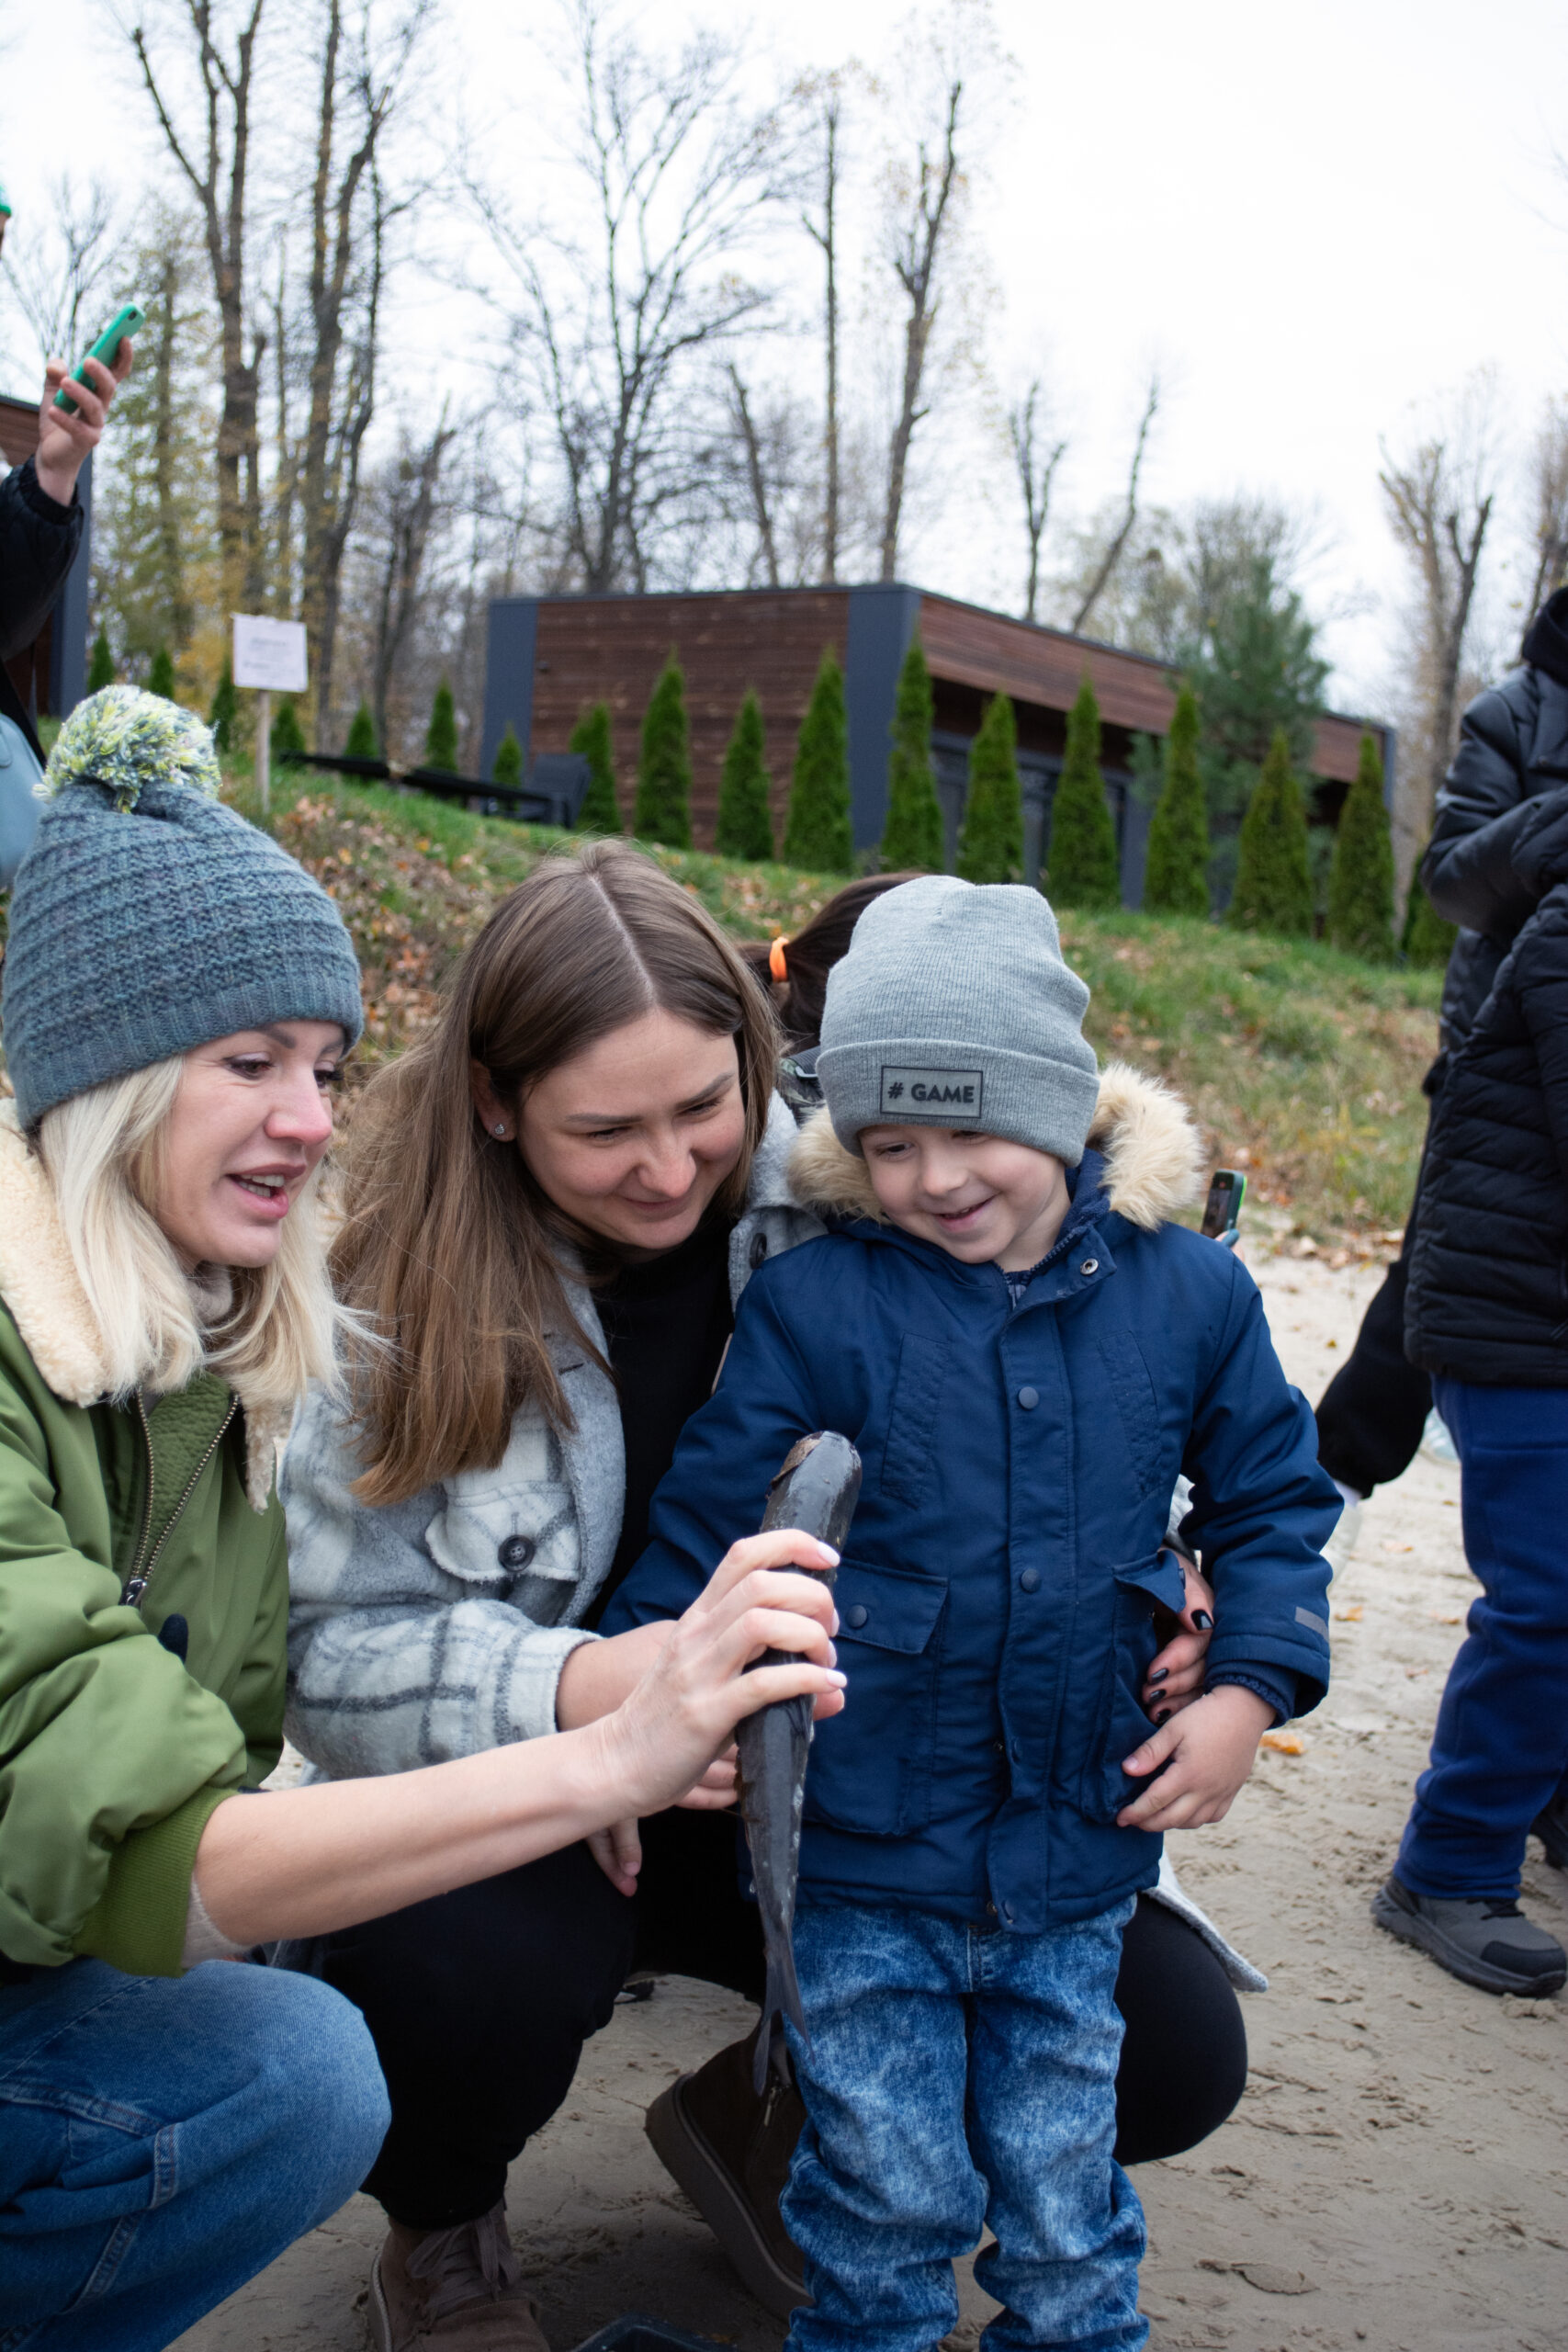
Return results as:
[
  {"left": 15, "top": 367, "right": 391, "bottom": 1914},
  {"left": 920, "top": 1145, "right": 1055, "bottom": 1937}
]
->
[
  {"left": 817, "top": 1543, "right": 840, "bottom": 1566},
  {"left": 1148, "top": 1668, "right": 1168, "bottom": 1684},
  {"left": 1192, "top": 1611, "right": 1213, "bottom": 1631},
  {"left": 1155, "top": 1709, "right": 1172, "bottom": 1724},
  {"left": 829, "top": 1669, "right": 847, "bottom": 1685}
]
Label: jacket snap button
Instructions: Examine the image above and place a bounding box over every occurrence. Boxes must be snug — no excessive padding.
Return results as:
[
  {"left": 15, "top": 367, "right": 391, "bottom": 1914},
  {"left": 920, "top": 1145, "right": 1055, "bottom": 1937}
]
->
[
  {"left": 749, "top": 1230, "right": 769, "bottom": 1269},
  {"left": 845, "top": 1603, "right": 869, "bottom": 1629},
  {"left": 1016, "top": 1385, "right": 1038, "bottom": 1409},
  {"left": 1079, "top": 1258, "right": 1099, "bottom": 1276},
  {"left": 498, "top": 1534, "right": 536, "bottom": 1571},
  {"left": 1019, "top": 1567, "right": 1041, "bottom": 1593}
]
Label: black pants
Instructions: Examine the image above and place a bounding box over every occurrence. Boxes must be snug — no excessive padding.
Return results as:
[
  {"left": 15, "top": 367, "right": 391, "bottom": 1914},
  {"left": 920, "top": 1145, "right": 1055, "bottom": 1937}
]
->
[{"left": 321, "top": 1810, "right": 1248, "bottom": 2230}]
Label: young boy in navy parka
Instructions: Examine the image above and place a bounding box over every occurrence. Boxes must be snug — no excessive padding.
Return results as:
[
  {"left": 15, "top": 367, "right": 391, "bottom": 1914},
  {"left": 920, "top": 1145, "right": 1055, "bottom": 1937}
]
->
[{"left": 604, "top": 876, "right": 1337, "bottom": 2352}]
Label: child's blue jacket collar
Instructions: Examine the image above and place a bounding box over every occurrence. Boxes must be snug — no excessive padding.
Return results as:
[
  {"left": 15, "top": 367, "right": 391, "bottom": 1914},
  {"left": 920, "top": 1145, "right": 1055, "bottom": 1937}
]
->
[{"left": 825, "top": 1146, "right": 1112, "bottom": 1306}]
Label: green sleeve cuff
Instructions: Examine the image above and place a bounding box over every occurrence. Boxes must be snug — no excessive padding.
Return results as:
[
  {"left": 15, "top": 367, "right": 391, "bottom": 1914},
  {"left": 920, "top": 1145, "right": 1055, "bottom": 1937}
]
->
[{"left": 73, "top": 1787, "right": 234, "bottom": 1977}]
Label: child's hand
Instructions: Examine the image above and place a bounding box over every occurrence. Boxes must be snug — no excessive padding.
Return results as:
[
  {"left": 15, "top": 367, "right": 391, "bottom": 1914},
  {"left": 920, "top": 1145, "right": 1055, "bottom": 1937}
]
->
[
  {"left": 1142, "top": 1559, "right": 1214, "bottom": 1719},
  {"left": 1115, "top": 1684, "right": 1275, "bottom": 1833}
]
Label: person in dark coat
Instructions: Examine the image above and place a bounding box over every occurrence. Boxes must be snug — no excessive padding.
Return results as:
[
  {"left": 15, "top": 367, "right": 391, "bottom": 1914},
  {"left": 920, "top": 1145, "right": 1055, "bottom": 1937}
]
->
[
  {"left": 605, "top": 876, "right": 1337, "bottom": 2352},
  {"left": 1316, "top": 588, "right": 1568, "bottom": 1511},
  {"left": 2, "top": 345, "right": 131, "bottom": 881},
  {"left": 1370, "top": 832, "right": 1568, "bottom": 1996}
]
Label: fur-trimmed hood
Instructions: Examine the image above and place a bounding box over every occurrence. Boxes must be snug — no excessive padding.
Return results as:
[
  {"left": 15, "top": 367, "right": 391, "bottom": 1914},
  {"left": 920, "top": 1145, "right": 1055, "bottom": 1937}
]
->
[
  {"left": 0, "top": 1099, "right": 284, "bottom": 1508},
  {"left": 787, "top": 1060, "right": 1205, "bottom": 1233}
]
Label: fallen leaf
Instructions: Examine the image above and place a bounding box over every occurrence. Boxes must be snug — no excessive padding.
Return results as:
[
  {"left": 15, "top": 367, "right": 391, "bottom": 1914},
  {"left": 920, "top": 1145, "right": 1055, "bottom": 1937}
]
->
[
  {"left": 1334, "top": 1605, "right": 1364, "bottom": 1622},
  {"left": 1381, "top": 1541, "right": 1413, "bottom": 1555},
  {"left": 1260, "top": 1730, "right": 1308, "bottom": 1755}
]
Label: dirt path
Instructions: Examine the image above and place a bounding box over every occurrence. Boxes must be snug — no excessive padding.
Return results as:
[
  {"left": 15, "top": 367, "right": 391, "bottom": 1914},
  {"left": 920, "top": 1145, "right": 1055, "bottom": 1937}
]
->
[{"left": 176, "top": 1257, "right": 1568, "bottom": 2352}]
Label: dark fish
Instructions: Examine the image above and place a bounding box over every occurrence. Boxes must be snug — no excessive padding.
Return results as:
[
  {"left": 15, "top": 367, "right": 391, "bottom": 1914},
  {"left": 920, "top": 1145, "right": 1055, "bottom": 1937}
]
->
[{"left": 735, "top": 1430, "right": 862, "bottom": 2091}]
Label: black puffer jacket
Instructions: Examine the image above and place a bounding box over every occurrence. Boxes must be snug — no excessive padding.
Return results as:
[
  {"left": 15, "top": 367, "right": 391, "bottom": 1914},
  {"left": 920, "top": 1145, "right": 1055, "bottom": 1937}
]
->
[
  {"left": 1, "top": 456, "right": 84, "bottom": 762},
  {"left": 1405, "top": 874, "right": 1568, "bottom": 1385},
  {"left": 1423, "top": 588, "right": 1568, "bottom": 1051}
]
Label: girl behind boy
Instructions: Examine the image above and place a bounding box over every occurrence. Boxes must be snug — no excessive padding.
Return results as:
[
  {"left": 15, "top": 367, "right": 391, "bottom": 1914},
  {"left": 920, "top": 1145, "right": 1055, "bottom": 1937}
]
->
[{"left": 604, "top": 876, "right": 1337, "bottom": 2350}]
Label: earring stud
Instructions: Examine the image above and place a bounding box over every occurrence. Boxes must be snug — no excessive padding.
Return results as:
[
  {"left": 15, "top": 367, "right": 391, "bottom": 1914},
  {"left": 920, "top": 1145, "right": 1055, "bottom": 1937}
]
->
[{"left": 493, "top": 1123, "right": 508, "bottom": 1138}]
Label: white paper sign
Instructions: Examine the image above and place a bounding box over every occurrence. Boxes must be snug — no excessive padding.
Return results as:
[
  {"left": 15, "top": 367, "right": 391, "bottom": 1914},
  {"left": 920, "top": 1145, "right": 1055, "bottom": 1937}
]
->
[{"left": 232, "top": 614, "right": 308, "bottom": 693}]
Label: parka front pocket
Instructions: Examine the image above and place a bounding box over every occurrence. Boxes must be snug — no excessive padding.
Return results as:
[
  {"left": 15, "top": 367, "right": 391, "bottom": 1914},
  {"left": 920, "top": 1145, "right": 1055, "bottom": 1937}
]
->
[
  {"left": 804, "top": 1560, "right": 948, "bottom": 1838},
  {"left": 1078, "top": 1548, "right": 1189, "bottom": 1824}
]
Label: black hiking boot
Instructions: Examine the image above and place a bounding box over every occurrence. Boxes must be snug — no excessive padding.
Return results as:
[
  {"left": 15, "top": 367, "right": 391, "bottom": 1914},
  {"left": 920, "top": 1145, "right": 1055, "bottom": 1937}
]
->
[{"left": 1529, "top": 1778, "right": 1568, "bottom": 1872}]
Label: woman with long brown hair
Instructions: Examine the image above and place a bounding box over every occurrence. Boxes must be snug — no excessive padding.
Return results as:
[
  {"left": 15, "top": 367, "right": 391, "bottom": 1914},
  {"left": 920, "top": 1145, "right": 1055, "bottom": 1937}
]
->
[{"left": 284, "top": 842, "right": 1248, "bottom": 2352}]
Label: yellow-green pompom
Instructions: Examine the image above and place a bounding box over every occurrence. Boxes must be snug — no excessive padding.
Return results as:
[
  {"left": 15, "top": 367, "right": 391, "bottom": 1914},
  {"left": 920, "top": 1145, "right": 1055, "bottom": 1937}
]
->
[{"left": 41, "top": 685, "right": 221, "bottom": 813}]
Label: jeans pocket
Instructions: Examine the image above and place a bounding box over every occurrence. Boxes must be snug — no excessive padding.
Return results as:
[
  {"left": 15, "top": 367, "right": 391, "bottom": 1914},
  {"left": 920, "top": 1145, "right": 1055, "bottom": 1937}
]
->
[{"left": 1078, "top": 1549, "right": 1187, "bottom": 1824}]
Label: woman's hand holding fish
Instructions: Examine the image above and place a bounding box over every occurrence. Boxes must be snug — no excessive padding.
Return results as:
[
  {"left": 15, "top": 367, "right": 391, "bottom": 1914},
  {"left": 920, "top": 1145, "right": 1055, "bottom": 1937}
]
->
[{"left": 581, "top": 1534, "right": 846, "bottom": 1892}]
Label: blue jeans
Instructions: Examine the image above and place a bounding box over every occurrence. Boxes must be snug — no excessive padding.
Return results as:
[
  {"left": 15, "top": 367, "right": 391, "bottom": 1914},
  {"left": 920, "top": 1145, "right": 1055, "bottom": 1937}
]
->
[
  {"left": 781, "top": 1896, "right": 1145, "bottom": 2352},
  {"left": 0, "top": 1957, "right": 389, "bottom": 2351},
  {"left": 1396, "top": 1377, "right": 1568, "bottom": 1899}
]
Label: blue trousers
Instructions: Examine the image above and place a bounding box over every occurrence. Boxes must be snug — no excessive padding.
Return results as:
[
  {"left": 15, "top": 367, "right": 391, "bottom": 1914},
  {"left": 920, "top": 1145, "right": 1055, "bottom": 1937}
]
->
[
  {"left": 781, "top": 1896, "right": 1146, "bottom": 2352},
  {"left": 1396, "top": 1377, "right": 1568, "bottom": 1899},
  {"left": 0, "top": 1957, "right": 389, "bottom": 2351}
]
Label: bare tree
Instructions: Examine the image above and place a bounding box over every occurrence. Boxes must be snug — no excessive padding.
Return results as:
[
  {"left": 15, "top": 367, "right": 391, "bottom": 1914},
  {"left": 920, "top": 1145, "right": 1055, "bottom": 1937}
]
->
[
  {"left": 366, "top": 412, "right": 457, "bottom": 756},
  {"left": 131, "top": 1, "right": 269, "bottom": 605},
  {"left": 0, "top": 175, "right": 124, "bottom": 370},
  {"left": 1009, "top": 379, "right": 1066, "bottom": 623},
  {"left": 728, "top": 365, "right": 780, "bottom": 587},
  {"left": 878, "top": 73, "right": 963, "bottom": 582},
  {"left": 1526, "top": 395, "right": 1568, "bottom": 619},
  {"left": 1070, "top": 373, "right": 1159, "bottom": 636},
  {"left": 1381, "top": 387, "right": 1498, "bottom": 896},
  {"left": 802, "top": 86, "right": 842, "bottom": 582},
  {"left": 480, "top": 0, "right": 787, "bottom": 594}
]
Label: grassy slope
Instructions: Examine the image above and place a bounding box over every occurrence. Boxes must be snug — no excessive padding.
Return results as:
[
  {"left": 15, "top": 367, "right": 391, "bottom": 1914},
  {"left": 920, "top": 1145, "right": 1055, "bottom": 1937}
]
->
[{"left": 227, "top": 770, "right": 1442, "bottom": 1247}]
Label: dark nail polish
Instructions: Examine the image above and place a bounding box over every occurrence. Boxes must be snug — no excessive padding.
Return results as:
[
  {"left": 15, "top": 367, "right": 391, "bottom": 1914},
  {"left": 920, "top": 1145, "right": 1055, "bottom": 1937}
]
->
[
  {"left": 1155, "top": 1709, "right": 1172, "bottom": 1724},
  {"left": 1192, "top": 1611, "right": 1213, "bottom": 1631},
  {"left": 1148, "top": 1668, "right": 1168, "bottom": 1684}
]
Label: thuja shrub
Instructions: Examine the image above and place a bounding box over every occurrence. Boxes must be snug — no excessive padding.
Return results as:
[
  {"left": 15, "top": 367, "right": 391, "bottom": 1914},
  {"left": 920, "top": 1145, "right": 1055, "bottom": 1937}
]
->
[{"left": 957, "top": 691, "right": 1023, "bottom": 885}]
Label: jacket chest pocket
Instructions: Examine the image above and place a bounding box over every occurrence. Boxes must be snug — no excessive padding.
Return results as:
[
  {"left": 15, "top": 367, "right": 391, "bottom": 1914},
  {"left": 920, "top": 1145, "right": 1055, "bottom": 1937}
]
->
[
  {"left": 804, "top": 1561, "right": 948, "bottom": 1838},
  {"left": 425, "top": 1485, "right": 581, "bottom": 1625},
  {"left": 1077, "top": 1549, "right": 1188, "bottom": 1825}
]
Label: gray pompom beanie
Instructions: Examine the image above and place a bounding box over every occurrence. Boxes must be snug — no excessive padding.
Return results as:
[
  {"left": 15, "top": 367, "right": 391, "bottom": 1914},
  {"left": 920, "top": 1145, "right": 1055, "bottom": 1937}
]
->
[
  {"left": 817, "top": 875, "right": 1100, "bottom": 1162},
  {"left": 2, "top": 686, "right": 364, "bottom": 1129}
]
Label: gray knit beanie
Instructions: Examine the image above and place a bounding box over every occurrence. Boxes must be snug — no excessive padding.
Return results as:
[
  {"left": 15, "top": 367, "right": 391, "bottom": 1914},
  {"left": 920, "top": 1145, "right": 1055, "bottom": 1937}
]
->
[
  {"left": 2, "top": 686, "right": 364, "bottom": 1128},
  {"left": 817, "top": 875, "right": 1100, "bottom": 1162}
]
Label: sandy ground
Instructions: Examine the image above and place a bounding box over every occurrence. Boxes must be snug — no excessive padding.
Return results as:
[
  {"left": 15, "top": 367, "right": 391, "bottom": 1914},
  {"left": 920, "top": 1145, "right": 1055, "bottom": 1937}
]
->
[{"left": 176, "top": 1256, "right": 1568, "bottom": 2352}]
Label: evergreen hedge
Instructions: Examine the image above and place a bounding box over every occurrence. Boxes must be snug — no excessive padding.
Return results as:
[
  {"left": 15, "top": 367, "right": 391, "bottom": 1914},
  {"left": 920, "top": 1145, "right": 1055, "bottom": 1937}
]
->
[
  {"left": 208, "top": 662, "right": 237, "bottom": 752},
  {"left": 147, "top": 646, "right": 176, "bottom": 701},
  {"left": 491, "top": 724, "right": 525, "bottom": 789},
  {"left": 1142, "top": 684, "right": 1210, "bottom": 918},
  {"left": 957, "top": 692, "right": 1024, "bottom": 884},
  {"left": 1401, "top": 854, "right": 1459, "bottom": 969},
  {"left": 784, "top": 650, "right": 853, "bottom": 873},
  {"left": 270, "top": 695, "right": 306, "bottom": 761},
  {"left": 570, "top": 702, "right": 621, "bottom": 831},
  {"left": 1048, "top": 676, "right": 1120, "bottom": 910},
  {"left": 1228, "top": 727, "right": 1313, "bottom": 936},
  {"left": 1326, "top": 732, "right": 1395, "bottom": 961},
  {"left": 716, "top": 691, "right": 774, "bottom": 860},
  {"left": 636, "top": 658, "right": 694, "bottom": 848},
  {"left": 87, "top": 630, "right": 115, "bottom": 695},
  {"left": 881, "top": 637, "right": 943, "bottom": 871},
  {"left": 424, "top": 679, "right": 459, "bottom": 773},
  {"left": 344, "top": 701, "right": 378, "bottom": 759}
]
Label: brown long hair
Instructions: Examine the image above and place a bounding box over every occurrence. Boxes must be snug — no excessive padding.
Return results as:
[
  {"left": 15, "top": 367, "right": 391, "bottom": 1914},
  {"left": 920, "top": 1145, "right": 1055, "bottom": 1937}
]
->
[
  {"left": 333, "top": 840, "right": 781, "bottom": 1505},
  {"left": 739, "top": 872, "right": 925, "bottom": 1048}
]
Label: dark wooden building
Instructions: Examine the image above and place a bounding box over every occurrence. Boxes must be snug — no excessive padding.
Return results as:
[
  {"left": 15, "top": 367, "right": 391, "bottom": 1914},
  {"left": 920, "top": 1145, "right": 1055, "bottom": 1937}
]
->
[
  {"left": 1, "top": 392, "right": 92, "bottom": 725},
  {"left": 482, "top": 582, "right": 1393, "bottom": 901}
]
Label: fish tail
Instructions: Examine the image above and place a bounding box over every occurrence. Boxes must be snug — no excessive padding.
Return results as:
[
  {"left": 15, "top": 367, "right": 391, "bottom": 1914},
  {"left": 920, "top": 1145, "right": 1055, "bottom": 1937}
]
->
[{"left": 753, "top": 1941, "right": 807, "bottom": 2095}]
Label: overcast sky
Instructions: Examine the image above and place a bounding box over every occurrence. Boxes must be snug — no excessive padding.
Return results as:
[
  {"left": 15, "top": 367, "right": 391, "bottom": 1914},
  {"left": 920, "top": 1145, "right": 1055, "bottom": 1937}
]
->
[{"left": 6, "top": 0, "right": 1568, "bottom": 717}]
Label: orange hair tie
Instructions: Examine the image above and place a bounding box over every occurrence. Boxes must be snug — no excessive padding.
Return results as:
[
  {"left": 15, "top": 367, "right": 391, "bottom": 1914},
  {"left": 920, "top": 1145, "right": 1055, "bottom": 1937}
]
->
[{"left": 769, "top": 936, "right": 789, "bottom": 982}]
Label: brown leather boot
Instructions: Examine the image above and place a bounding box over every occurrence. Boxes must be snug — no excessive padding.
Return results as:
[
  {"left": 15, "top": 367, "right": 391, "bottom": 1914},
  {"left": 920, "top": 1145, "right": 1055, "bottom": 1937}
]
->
[
  {"left": 644, "top": 2024, "right": 810, "bottom": 2320},
  {"left": 367, "top": 2199, "right": 550, "bottom": 2350}
]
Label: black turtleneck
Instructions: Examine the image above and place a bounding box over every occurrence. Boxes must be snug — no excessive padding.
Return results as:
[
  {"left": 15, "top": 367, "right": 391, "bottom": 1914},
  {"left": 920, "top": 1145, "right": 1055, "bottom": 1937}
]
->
[{"left": 585, "top": 1219, "right": 735, "bottom": 1626}]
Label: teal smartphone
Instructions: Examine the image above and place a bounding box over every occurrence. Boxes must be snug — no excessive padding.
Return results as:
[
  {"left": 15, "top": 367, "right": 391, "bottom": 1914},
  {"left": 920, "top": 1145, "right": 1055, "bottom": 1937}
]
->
[
  {"left": 53, "top": 302, "right": 145, "bottom": 413},
  {"left": 1201, "top": 1168, "right": 1247, "bottom": 1248}
]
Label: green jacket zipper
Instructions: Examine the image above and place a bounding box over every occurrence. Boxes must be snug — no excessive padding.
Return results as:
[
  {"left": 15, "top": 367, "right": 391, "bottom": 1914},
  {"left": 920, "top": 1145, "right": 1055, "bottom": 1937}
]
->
[{"left": 119, "top": 1392, "right": 239, "bottom": 1611}]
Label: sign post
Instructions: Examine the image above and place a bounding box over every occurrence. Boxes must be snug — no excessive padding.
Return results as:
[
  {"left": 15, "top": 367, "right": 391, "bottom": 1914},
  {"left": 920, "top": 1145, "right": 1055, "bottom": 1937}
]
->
[{"left": 231, "top": 616, "right": 309, "bottom": 813}]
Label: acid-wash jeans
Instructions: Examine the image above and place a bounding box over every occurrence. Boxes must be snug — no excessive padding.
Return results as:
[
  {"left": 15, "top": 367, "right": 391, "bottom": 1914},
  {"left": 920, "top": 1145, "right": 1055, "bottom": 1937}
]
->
[
  {"left": 1395, "top": 1376, "right": 1568, "bottom": 1897},
  {"left": 781, "top": 1894, "right": 1146, "bottom": 2352},
  {"left": 0, "top": 1956, "right": 389, "bottom": 2352}
]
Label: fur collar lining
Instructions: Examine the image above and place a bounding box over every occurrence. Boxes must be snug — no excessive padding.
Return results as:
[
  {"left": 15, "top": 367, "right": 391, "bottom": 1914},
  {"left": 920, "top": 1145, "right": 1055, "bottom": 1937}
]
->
[
  {"left": 787, "top": 1061, "right": 1205, "bottom": 1234},
  {"left": 0, "top": 1102, "right": 282, "bottom": 1510}
]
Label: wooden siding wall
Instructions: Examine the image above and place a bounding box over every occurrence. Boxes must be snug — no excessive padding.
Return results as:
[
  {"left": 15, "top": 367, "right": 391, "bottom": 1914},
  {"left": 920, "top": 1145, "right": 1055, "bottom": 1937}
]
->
[{"left": 532, "top": 592, "right": 850, "bottom": 844}]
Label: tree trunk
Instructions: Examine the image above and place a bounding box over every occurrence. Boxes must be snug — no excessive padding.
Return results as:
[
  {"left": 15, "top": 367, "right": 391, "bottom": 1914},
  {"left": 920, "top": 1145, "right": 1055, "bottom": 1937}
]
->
[{"left": 878, "top": 80, "right": 962, "bottom": 584}]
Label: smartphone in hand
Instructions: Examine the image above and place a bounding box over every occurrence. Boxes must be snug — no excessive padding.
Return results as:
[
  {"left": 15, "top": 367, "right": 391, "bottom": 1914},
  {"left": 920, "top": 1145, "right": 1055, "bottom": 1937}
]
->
[
  {"left": 1201, "top": 1169, "right": 1246, "bottom": 1248},
  {"left": 53, "top": 302, "right": 144, "bottom": 414}
]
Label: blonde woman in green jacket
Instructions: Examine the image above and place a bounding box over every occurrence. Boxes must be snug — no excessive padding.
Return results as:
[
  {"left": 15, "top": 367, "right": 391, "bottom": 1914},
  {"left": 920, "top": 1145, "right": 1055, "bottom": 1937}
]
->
[{"left": 0, "top": 692, "right": 844, "bottom": 2352}]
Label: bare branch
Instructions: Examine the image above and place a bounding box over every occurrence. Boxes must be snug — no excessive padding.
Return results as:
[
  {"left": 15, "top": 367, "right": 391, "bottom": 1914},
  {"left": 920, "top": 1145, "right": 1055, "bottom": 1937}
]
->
[{"left": 1071, "top": 373, "right": 1159, "bottom": 636}]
